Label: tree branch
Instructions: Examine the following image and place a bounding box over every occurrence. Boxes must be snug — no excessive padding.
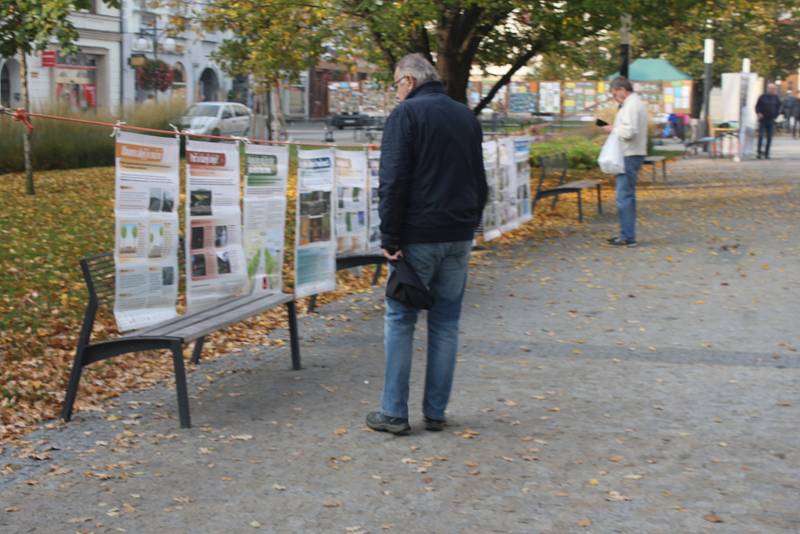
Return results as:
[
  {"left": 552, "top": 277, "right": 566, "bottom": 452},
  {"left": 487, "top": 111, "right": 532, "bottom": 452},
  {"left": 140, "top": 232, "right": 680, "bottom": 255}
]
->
[{"left": 473, "top": 43, "right": 542, "bottom": 115}]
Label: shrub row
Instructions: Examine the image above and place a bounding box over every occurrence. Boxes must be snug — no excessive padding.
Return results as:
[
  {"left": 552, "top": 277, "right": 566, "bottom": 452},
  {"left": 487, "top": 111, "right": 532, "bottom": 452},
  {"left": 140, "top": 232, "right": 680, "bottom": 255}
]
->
[{"left": 0, "top": 100, "right": 185, "bottom": 173}]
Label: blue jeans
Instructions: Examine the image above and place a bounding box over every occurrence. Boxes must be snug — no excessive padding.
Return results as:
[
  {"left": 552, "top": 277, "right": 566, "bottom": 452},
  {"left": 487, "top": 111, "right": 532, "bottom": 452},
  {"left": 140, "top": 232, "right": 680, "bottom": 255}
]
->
[
  {"left": 381, "top": 240, "right": 471, "bottom": 420},
  {"left": 615, "top": 155, "right": 644, "bottom": 241}
]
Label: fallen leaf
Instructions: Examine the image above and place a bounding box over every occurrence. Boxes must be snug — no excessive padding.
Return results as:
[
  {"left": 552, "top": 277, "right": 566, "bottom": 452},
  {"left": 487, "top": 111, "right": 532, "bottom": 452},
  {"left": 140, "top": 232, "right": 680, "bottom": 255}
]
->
[
  {"left": 606, "top": 491, "right": 631, "bottom": 502},
  {"left": 577, "top": 518, "right": 592, "bottom": 528},
  {"left": 608, "top": 455, "right": 624, "bottom": 463},
  {"left": 703, "top": 513, "right": 723, "bottom": 523},
  {"left": 322, "top": 499, "right": 342, "bottom": 508}
]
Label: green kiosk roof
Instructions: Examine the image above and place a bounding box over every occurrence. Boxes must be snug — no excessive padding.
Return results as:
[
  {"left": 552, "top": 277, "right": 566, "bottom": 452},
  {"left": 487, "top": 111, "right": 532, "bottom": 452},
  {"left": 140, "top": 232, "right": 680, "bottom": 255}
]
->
[{"left": 610, "top": 58, "right": 691, "bottom": 81}]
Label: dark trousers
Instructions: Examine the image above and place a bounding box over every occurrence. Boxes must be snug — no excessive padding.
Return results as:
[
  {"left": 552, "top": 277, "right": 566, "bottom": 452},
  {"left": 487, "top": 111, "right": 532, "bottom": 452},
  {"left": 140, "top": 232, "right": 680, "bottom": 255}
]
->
[{"left": 758, "top": 119, "right": 774, "bottom": 157}]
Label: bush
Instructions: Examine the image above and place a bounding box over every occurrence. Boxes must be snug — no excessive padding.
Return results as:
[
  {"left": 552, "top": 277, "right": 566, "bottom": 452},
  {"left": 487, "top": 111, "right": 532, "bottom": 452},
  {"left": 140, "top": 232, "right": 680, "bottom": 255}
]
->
[
  {"left": 0, "top": 99, "right": 185, "bottom": 173},
  {"left": 529, "top": 135, "right": 603, "bottom": 169}
]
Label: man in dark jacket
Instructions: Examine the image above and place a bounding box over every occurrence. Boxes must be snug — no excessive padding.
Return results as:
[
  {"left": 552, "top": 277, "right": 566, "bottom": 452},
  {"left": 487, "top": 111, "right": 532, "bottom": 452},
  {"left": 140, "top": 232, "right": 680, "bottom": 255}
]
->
[
  {"left": 366, "top": 53, "right": 487, "bottom": 435},
  {"left": 756, "top": 83, "right": 781, "bottom": 159}
]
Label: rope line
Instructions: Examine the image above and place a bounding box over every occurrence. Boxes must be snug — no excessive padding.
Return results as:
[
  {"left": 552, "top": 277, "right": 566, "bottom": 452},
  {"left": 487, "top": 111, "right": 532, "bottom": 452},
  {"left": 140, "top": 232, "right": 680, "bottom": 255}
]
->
[{"left": 0, "top": 105, "right": 379, "bottom": 149}]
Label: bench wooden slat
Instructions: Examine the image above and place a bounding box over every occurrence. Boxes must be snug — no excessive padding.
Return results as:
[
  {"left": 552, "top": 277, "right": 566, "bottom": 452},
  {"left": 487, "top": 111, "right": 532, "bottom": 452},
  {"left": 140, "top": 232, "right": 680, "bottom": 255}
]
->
[
  {"left": 153, "top": 293, "right": 293, "bottom": 342},
  {"left": 549, "top": 179, "right": 601, "bottom": 190},
  {"left": 133, "top": 292, "right": 290, "bottom": 337}
]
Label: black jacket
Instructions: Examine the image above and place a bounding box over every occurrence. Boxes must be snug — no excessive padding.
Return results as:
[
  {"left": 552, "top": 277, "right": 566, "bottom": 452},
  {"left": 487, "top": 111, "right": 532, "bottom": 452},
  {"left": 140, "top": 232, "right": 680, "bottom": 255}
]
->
[
  {"left": 756, "top": 94, "right": 781, "bottom": 121},
  {"left": 378, "top": 81, "right": 487, "bottom": 250}
]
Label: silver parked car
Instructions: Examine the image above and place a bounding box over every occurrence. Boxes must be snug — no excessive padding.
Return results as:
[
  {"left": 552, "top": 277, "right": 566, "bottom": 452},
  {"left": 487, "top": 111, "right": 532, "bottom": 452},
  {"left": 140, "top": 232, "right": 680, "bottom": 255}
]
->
[{"left": 179, "top": 102, "right": 252, "bottom": 137}]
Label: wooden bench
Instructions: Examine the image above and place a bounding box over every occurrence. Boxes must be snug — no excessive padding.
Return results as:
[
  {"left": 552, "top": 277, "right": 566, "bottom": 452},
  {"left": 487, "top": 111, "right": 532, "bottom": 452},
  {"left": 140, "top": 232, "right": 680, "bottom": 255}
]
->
[
  {"left": 533, "top": 153, "right": 602, "bottom": 222},
  {"left": 307, "top": 253, "right": 386, "bottom": 313},
  {"left": 642, "top": 155, "right": 667, "bottom": 181},
  {"left": 61, "top": 251, "right": 301, "bottom": 429}
]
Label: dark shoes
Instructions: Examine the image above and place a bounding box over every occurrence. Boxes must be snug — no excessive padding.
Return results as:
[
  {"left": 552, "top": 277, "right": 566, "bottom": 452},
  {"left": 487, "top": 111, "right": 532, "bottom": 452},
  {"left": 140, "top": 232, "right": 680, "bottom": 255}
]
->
[
  {"left": 366, "top": 411, "right": 411, "bottom": 435},
  {"left": 365, "top": 412, "right": 447, "bottom": 434},
  {"left": 606, "top": 237, "right": 637, "bottom": 247},
  {"left": 424, "top": 416, "right": 447, "bottom": 432}
]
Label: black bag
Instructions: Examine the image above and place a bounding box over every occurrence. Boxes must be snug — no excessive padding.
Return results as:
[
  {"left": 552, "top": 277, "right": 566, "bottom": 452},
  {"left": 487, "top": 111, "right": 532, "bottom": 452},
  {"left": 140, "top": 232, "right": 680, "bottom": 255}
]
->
[{"left": 385, "top": 257, "right": 434, "bottom": 310}]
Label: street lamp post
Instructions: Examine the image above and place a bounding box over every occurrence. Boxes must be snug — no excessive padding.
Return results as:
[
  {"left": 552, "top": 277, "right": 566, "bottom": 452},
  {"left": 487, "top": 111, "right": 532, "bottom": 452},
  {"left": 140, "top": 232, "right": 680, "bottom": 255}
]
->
[
  {"left": 135, "top": 16, "right": 176, "bottom": 101},
  {"left": 702, "top": 38, "right": 714, "bottom": 139}
]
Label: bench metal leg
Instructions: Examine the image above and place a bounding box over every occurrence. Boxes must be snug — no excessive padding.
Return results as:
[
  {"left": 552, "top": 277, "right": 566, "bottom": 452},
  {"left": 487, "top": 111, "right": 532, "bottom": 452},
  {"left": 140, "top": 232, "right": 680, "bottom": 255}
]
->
[
  {"left": 550, "top": 193, "right": 559, "bottom": 210},
  {"left": 596, "top": 184, "right": 603, "bottom": 214},
  {"left": 577, "top": 191, "right": 584, "bottom": 222},
  {"left": 191, "top": 336, "right": 205, "bottom": 365},
  {"left": 61, "top": 346, "right": 86, "bottom": 422},
  {"left": 307, "top": 294, "right": 317, "bottom": 314},
  {"left": 371, "top": 263, "right": 383, "bottom": 285},
  {"left": 170, "top": 341, "right": 191, "bottom": 428},
  {"left": 286, "top": 300, "right": 302, "bottom": 370},
  {"left": 651, "top": 162, "right": 656, "bottom": 181},
  {"left": 662, "top": 161, "right": 667, "bottom": 181}
]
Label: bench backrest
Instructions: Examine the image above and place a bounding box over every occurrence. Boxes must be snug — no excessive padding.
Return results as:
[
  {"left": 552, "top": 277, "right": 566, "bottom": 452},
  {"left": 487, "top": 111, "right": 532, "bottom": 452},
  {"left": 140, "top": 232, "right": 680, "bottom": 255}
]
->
[{"left": 536, "top": 153, "right": 568, "bottom": 194}]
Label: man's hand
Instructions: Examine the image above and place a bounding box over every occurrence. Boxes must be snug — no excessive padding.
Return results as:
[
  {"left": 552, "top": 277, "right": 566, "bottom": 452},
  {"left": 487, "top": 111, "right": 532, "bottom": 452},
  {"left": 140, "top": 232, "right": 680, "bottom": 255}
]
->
[
  {"left": 382, "top": 248, "right": 403, "bottom": 261},
  {"left": 757, "top": 113, "right": 764, "bottom": 120},
  {"left": 601, "top": 125, "right": 614, "bottom": 134}
]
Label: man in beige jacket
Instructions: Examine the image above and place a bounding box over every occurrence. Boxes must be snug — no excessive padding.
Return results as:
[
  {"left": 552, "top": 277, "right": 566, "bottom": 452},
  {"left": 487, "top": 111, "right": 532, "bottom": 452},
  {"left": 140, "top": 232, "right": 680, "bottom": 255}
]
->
[{"left": 601, "top": 77, "right": 648, "bottom": 247}]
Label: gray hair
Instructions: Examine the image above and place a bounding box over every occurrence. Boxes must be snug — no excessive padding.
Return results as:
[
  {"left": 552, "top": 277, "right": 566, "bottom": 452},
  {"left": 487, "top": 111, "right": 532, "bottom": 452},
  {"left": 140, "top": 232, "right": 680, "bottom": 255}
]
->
[
  {"left": 609, "top": 77, "right": 634, "bottom": 92},
  {"left": 395, "top": 53, "right": 439, "bottom": 85}
]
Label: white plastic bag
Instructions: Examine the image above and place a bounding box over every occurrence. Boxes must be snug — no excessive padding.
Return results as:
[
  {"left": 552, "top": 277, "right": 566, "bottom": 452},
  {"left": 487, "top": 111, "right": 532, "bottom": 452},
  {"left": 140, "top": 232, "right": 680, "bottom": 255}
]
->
[{"left": 598, "top": 133, "right": 625, "bottom": 175}]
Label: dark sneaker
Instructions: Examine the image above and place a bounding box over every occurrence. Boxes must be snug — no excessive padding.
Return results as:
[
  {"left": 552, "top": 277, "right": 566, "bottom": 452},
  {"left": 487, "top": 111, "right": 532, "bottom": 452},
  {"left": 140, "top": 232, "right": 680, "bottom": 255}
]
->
[
  {"left": 606, "top": 236, "right": 620, "bottom": 244},
  {"left": 607, "top": 237, "right": 637, "bottom": 247},
  {"left": 424, "top": 416, "right": 447, "bottom": 432},
  {"left": 366, "top": 411, "right": 411, "bottom": 435}
]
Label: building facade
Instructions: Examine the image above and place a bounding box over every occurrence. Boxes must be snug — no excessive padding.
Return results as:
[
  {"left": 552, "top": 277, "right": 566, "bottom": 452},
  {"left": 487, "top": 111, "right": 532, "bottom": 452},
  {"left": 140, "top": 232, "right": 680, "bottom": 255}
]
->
[{"left": 0, "top": 0, "right": 237, "bottom": 113}]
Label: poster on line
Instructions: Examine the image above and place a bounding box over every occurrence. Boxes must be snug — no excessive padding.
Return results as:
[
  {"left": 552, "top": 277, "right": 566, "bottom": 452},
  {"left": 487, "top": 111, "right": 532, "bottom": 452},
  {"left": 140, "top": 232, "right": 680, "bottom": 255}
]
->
[
  {"left": 295, "top": 148, "right": 337, "bottom": 299},
  {"left": 367, "top": 150, "right": 382, "bottom": 252},
  {"left": 334, "top": 149, "right": 369, "bottom": 256},
  {"left": 481, "top": 140, "right": 502, "bottom": 241},
  {"left": 514, "top": 137, "right": 533, "bottom": 223},
  {"left": 243, "top": 143, "right": 289, "bottom": 294},
  {"left": 185, "top": 140, "right": 249, "bottom": 312},
  {"left": 498, "top": 137, "right": 519, "bottom": 232},
  {"left": 113, "top": 131, "right": 180, "bottom": 331}
]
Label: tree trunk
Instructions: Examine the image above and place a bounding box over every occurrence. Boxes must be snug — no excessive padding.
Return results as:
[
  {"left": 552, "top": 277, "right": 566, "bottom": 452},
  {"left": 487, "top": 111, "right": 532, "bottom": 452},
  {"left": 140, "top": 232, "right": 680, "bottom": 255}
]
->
[
  {"left": 272, "top": 80, "right": 287, "bottom": 140},
  {"left": 20, "top": 53, "right": 34, "bottom": 195}
]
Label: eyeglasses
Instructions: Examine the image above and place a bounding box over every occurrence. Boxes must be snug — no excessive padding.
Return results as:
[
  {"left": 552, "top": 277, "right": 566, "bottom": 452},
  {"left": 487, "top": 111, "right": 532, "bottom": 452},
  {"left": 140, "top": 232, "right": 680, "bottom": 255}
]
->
[{"left": 392, "top": 75, "right": 409, "bottom": 90}]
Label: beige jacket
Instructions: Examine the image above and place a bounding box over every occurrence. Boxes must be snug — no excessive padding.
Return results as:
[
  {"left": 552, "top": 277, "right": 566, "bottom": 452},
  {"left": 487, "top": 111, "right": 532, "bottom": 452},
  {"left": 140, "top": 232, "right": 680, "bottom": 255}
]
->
[{"left": 612, "top": 92, "right": 648, "bottom": 156}]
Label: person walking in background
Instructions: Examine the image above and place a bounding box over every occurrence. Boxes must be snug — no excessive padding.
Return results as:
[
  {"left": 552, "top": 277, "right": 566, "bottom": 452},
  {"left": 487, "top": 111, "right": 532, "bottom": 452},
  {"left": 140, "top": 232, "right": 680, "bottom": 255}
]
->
[
  {"left": 601, "top": 77, "right": 648, "bottom": 247},
  {"left": 365, "top": 54, "right": 488, "bottom": 435},
  {"left": 756, "top": 83, "right": 781, "bottom": 159},
  {"left": 781, "top": 90, "right": 800, "bottom": 139}
]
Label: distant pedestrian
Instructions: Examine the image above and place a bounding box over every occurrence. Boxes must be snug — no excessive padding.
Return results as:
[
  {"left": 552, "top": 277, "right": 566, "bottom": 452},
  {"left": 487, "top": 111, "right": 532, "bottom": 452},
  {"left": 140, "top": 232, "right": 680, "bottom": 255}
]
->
[
  {"left": 756, "top": 83, "right": 781, "bottom": 159},
  {"left": 365, "top": 54, "right": 488, "bottom": 435},
  {"left": 781, "top": 90, "right": 800, "bottom": 139},
  {"left": 600, "top": 77, "right": 649, "bottom": 247}
]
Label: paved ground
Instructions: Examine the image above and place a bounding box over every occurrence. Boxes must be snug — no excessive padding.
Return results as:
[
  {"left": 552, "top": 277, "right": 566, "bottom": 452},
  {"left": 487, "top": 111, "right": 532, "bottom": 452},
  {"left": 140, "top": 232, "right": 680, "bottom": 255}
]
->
[{"left": 1, "top": 137, "right": 799, "bottom": 533}]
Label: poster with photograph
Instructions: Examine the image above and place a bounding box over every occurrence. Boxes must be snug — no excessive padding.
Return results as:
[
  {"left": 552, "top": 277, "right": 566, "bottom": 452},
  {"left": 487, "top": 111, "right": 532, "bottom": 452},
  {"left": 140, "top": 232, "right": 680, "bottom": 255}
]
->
[
  {"left": 514, "top": 137, "right": 533, "bottom": 223},
  {"left": 539, "top": 81, "right": 561, "bottom": 114},
  {"left": 498, "top": 137, "right": 519, "bottom": 232},
  {"left": 243, "top": 144, "right": 289, "bottom": 294},
  {"left": 334, "top": 149, "right": 369, "bottom": 256},
  {"left": 481, "top": 140, "right": 502, "bottom": 241},
  {"left": 367, "top": 150, "right": 382, "bottom": 251},
  {"left": 185, "top": 140, "right": 248, "bottom": 312},
  {"left": 295, "top": 148, "right": 336, "bottom": 298},
  {"left": 113, "top": 131, "right": 180, "bottom": 331}
]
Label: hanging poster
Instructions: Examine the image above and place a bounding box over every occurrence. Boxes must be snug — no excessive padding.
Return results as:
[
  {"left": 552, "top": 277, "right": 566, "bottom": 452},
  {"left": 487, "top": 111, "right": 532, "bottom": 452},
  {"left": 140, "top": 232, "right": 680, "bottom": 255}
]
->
[
  {"left": 481, "top": 140, "right": 502, "bottom": 241},
  {"left": 243, "top": 144, "right": 289, "bottom": 294},
  {"left": 334, "top": 149, "right": 369, "bottom": 256},
  {"left": 185, "top": 140, "right": 249, "bottom": 312},
  {"left": 514, "top": 137, "right": 533, "bottom": 223},
  {"left": 539, "top": 81, "right": 561, "bottom": 114},
  {"left": 498, "top": 137, "right": 519, "bottom": 232},
  {"left": 367, "top": 150, "right": 382, "bottom": 251},
  {"left": 113, "top": 131, "right": 180, "bottom": 331},
  {"left": 295, "top": 148, "right": 337, "bottom": 298}
]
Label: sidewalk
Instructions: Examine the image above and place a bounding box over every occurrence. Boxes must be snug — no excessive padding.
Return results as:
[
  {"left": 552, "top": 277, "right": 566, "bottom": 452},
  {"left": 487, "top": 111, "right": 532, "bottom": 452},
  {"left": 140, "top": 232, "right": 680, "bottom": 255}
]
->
[{"left": 1, "top": 138, "right": 799, "bottom": 533}]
